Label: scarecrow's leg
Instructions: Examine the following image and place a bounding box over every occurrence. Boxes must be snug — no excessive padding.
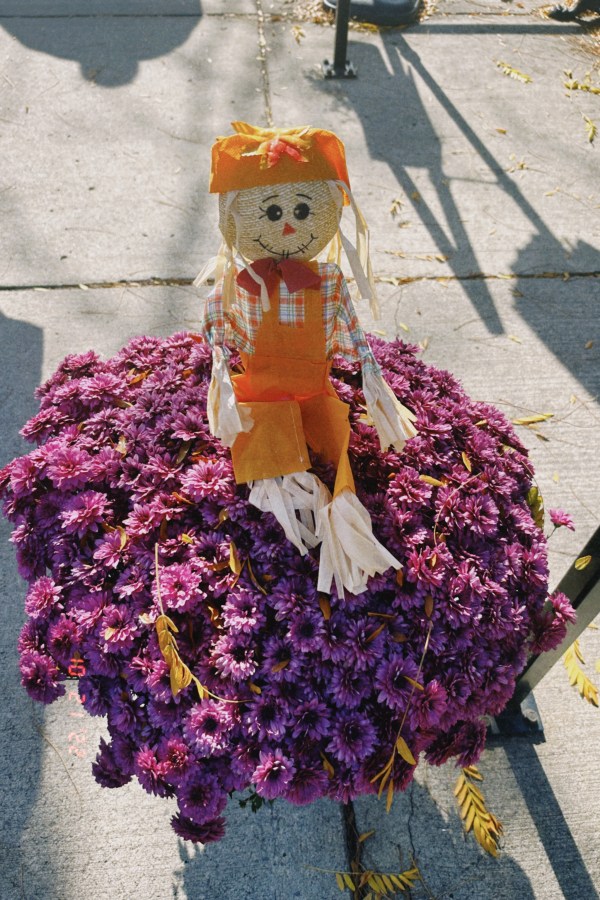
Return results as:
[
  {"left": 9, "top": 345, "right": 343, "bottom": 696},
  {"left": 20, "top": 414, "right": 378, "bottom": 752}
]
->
[
  {"left": 231, "top": 399, "right": 331, "bottom": 554},
  {"left": 301, "top": 393, "right": 401, "bottom": 596},
  {"left": 248, "top": 472, "right": 332, "bottom": 555}
]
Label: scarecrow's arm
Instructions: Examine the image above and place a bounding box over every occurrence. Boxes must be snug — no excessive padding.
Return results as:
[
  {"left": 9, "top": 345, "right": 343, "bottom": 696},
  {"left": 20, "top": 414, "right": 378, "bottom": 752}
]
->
[
  {"left": 336, "top": 274, "right": 417, "bottom": 452},
  {"left": 201, "top": 284, "right": 253, "bottom": 447}
]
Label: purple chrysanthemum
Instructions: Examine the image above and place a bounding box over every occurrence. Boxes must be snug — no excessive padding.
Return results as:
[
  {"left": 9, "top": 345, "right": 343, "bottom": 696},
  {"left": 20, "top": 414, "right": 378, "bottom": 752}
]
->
[
  {"left": 286, "top": 763, "right": 330, "bottom": 806},
  {"left": 92, "top": 737, "right": 133, "bottom": 789},
  {"left": 178, "top": 772, "right": 227, "bottom": 824},
  {"left": 20, "top": 651, "right": 65, "bottom": 703},
  {"left": 291, "top": 697, "right": 331, "bottom": 741},
  {"left": 327, "top": 710, "right": 377, "bottom": 766},
  {"left": 253, "top": 749, "right": 295, "bottom": 800},
  {"left": 1, "top": 331, "right": 572, "bottom": 844},
  {"left": 170, "top": 814, "right": 226, "bottom": 844},
  {"left": 184, "top": 701, "right": 235, "bottom": 756}
]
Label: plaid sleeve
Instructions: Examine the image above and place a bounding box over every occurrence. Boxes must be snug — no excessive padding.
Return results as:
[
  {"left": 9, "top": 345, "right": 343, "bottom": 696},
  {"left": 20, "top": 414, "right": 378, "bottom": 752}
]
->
[
  {"left": 329, "top": 265, "right": 380, "bottom": 374},
  {"left": 200, "top": 281, "right": 225, "bottom": 348},
  {"left": 200, "top": 279, "right": 258, "bottom": 355}
]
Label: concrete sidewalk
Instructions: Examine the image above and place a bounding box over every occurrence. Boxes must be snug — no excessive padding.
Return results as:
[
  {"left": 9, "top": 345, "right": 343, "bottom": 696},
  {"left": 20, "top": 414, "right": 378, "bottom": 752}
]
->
[{"left": 0, "top": 1, "right": 599, "bottom": 898}]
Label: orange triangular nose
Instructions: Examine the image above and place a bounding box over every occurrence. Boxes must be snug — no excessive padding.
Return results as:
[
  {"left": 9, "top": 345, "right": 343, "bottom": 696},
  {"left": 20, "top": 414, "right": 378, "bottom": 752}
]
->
[{"left": 283, "top": 222, "right": 296, "bottom": 236}]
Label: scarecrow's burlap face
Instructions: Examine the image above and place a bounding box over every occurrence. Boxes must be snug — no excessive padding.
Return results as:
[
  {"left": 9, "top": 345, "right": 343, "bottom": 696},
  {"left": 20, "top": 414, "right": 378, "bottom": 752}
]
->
[{"left": 219, "top": 180, "right": 341, "bottom": 262}]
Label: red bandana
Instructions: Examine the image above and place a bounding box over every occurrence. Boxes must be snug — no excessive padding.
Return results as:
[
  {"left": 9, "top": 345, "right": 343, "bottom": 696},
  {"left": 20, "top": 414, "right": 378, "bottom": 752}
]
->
[{"left": 236, "top": 258, "right": 322, "bottom": 297}]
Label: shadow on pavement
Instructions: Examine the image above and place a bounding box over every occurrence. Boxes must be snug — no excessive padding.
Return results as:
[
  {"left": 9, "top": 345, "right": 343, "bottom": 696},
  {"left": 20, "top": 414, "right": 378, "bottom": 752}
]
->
[
  {"left": 512, "top": 235, "right": 600, "bottom": 402},
  {"left": 174, "top": 780, "right": 536, "bottom": 900},
  {"left": 0, "top": 310, "right": 48, "bottom": 898},
  {"left": 503, "top": 738, "right": 600, "bottom": 900},
  {"left": 318, "top": 35, "right": 506, "bottom": 335},
  {"left": 316, "top": 33, "right": 600, "bottom": 396},
  {"left": 0, "top": 1, "right": 202, "bottom": 87}
]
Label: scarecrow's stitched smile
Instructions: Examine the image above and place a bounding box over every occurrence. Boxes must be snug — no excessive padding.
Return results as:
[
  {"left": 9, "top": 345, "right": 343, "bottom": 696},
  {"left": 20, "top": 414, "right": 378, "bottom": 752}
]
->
[
  {"left": 252, "top": 190, "right": 319, "bottom": 259},
  {"left": 253, "top": 233, "right": 317, "bottom": 259}
]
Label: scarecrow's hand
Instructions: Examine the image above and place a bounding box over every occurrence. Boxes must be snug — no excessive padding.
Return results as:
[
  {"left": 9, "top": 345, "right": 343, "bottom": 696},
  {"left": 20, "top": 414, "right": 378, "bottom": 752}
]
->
[
  {"left": 207, "top": 347, "right": 253, "bottom": 447},
  {"left": 362, "top": 367, "right": 418, "bottom": 453}
]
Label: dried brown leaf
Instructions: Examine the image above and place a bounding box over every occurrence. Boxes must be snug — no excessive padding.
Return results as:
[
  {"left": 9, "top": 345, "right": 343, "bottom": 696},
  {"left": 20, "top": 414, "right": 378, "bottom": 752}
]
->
[
  {"left": 318, "top": 594, "right": 332, "bottom": 620},
  {"left": 396, "top": 736, "right": 417, "bottom": 766}
]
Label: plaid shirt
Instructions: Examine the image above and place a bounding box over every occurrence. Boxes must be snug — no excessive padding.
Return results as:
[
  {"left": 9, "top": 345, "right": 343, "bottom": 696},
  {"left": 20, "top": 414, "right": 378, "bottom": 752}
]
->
[{"left": 201, "top": 261, "right": 379, "bottom": 373}]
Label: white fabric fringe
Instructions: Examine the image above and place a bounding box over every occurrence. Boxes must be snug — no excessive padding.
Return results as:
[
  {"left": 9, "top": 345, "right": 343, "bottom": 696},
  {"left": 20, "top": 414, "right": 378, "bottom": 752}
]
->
[
  {"left": 207, "top": 347, "right": 253, "bottom": 447},
  {"left": 248, "top": 472, "right": 332, "bottom": 556},
  {"left": 316, "top": 488, "right": 401, "bottom": 597},
  {"left": 363, "top": 367, "right": 418, "bottom": 452}
]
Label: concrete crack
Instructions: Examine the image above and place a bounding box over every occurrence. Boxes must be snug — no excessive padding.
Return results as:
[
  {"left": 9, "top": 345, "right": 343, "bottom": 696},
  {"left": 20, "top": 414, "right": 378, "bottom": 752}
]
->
[
  {"left": 0, "top": 276, "right": 195, "bottom": 293},
  {"left": 341, "top": 800, "right": 362, "bottom": 900},
  {"left": 255, "top": 0, "right": 274, "bottom": 127},
  {"left": 2, "top": 268, "right": 598, "bottom": 295},
  {"left": 406, "top": 781, "right": 417, "bottom": 868}
]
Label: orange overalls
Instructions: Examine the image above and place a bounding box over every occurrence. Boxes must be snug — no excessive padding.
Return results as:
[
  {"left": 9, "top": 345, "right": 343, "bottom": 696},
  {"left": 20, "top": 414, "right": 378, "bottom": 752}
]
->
[{"left": 230, "top": 271, "right": 355, "bottom": 499}]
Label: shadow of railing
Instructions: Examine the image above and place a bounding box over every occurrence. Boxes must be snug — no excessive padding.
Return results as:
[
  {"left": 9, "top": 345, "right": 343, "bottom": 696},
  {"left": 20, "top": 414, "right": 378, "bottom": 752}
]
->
[{"left": 501, "top": 738, "right": 600, "bottom": 900}]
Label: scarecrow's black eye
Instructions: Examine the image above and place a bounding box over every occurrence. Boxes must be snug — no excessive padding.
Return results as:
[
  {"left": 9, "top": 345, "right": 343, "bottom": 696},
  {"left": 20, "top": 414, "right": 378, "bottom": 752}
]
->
[
  {"left": 266, "top": 204, "right": 283, "bottom": 221},
  {"left": 293, "top": 202, "right": 310, "bottom": 221}
]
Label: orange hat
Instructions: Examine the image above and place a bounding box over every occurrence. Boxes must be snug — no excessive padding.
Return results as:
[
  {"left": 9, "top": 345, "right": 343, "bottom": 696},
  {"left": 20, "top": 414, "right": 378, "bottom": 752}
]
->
[{"left": 209, "top": 122, "right": 350, "bottom": 194}]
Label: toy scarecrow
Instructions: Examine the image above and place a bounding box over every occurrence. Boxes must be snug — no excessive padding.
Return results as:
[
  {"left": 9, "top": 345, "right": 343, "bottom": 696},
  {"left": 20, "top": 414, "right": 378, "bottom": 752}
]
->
[{"left": 197, "top": 122, "right": 417, "bottom": 596}]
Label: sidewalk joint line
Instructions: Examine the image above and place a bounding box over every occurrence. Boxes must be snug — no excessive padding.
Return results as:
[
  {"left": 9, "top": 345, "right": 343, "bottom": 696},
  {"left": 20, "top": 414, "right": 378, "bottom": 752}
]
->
[
  {"left": 341, "top": 801, "right": 362, "bottom": 900},
  {"left": 0, "top": 12, "right": 256, "bottom": 22},
  {"left": 255, "top": 0, "right": 274, "bottom": 127},
  {"left": 1, "top": 270, "right": 598, "bottom": 294},
  {"left": 0, "top": 12, "right": 255, "bottom": 19}
]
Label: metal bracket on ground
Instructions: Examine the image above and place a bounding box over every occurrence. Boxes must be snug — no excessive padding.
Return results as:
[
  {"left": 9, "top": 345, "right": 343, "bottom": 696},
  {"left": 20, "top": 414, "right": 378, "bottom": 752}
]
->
[{"left": 488, "top": 692, "right": 544, "bottom": 738}]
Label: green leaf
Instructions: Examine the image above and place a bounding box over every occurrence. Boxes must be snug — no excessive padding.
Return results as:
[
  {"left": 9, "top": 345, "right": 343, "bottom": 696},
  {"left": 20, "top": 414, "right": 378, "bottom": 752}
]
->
[
  {"left": 526, "top": 486, "right": 545, "bottom": 530},
  {"left": 496, "top": 60, "right": 532, "bottom": 83}
]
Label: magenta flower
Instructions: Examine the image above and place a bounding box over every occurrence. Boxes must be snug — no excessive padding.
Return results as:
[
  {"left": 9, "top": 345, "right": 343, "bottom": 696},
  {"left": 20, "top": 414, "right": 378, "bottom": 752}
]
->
[
  {"left": 180, "top": 458, "right": 235, "bottom": 502},
  {"left": 549, "top": 509, "right": 576, "bottom": 531},
  {"left": 93, "top": 530, "right": 126, "bottom": 568},
  {"left": 157, "top": 561, "right": 205, "bottom": 613},
  {"left": 253, "top": 749, "right": 295, "bottom": 800},
  {"left": 134, "top": 747, "right": 172, "bottom": 798},
  {"left": 184, "top": 701, "right": 235, "bottom": 757},
  {"left": 25, "top": 577, "right": 63, "bottom": 620},
  {"left": 46, "top": 447, "right": 92, "bottom": 490},
  {"left": 60, "top": 491, "right": 110, "bottom": 538},
  {"left": 101, "top": 605, "right": 139, "bottom": 651}
]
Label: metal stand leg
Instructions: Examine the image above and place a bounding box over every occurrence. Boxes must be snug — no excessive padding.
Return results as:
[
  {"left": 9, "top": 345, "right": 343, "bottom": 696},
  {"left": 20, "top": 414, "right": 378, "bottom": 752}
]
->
[
  {"left": 323, "top": 0, "right": 357, "bottom": 78},
  {"left": 492, "top": 525, "right": 600, "bottom": 736}
]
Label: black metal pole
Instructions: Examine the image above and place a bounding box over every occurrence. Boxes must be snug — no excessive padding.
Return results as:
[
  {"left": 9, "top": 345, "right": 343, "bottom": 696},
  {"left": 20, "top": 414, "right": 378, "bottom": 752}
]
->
[
  {"left": 493, "top": 525, "right": 600, "bottom": 734},
  {"left": 323, "top": 0, "right": 356, "bottom": 78},
  {"left": 512, "top": 525, "right": 600, "bottom": 706}
]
